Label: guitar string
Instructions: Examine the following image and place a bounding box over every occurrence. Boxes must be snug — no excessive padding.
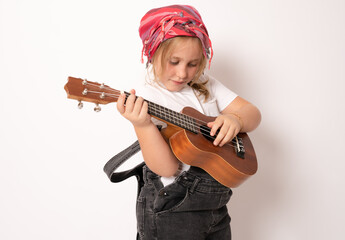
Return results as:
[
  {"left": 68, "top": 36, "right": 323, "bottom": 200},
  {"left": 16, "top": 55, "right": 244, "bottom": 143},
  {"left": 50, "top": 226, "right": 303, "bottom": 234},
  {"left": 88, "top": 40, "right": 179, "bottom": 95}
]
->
[
  {"left": 84, "top": 83, "right": 243, "bottom": 149},
  {"left": 85, "top": 83, "right": 226, "bottom": 131},
  {"left": 85, "top": 85, "right": 217, "bottom": 133},
  {"left": 85, "top": 88, "right": 241, "bottom": 149}
]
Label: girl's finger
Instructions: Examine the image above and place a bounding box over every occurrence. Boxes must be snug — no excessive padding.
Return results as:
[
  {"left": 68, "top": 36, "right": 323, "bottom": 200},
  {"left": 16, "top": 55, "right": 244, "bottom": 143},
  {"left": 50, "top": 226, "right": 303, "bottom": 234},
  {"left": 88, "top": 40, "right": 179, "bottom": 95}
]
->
[
  {"left": 139, "top": 100, "right": 149, "bottom": 119},
  {"left": 116, "top": 93, "right": 126, "bottom": 114},
  {"left": 219, "top": 128, "right": 235, "bottom": 147},
  {"left": 125, "top": 93, "right": 137, "bottom": 113},
  {"left": 133, "top": 97, "right": 144, "bottom": 115},
  {"left": 210, "top": 119, "right": 224, "bottom": 136},
  {"left": 213, "top": 124, "right": 229, "bottom": 146}
]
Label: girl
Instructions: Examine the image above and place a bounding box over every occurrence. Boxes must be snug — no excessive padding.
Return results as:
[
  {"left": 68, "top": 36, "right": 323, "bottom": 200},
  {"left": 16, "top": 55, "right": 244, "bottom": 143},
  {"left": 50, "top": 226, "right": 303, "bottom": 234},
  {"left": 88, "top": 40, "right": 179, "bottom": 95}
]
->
[{"left": 117, "top": 5, "right": 261, "bottom": 240}]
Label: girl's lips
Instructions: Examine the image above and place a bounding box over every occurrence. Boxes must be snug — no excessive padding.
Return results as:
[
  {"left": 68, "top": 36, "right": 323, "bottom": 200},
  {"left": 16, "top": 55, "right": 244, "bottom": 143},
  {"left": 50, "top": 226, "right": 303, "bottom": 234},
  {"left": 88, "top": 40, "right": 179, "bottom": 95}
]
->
[{"left": 170, "top": 79, "right": 185, "bottom": 84}]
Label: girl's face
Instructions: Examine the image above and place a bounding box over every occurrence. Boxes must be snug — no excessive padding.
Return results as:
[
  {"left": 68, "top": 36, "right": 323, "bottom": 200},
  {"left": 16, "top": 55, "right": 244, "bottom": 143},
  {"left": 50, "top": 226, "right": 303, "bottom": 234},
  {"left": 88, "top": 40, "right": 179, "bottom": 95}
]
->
[{"left": 155, "top": 38, "right": 203, "bottom": 92}]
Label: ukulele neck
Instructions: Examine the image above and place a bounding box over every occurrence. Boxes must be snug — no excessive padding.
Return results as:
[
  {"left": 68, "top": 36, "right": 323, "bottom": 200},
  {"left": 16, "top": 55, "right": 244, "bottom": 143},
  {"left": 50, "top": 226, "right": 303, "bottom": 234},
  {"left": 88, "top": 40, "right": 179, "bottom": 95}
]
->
[{"left": 124, "top": 91, "right": 198, "bottom": 134}]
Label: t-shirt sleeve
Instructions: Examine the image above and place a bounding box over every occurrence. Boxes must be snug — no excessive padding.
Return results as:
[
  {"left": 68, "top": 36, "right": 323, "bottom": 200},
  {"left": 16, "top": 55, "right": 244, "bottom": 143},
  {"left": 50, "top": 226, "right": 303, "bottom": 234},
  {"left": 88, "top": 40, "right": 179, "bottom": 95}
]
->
[{"left": 207, "top": 75, "right": 238, "bottom": 112}]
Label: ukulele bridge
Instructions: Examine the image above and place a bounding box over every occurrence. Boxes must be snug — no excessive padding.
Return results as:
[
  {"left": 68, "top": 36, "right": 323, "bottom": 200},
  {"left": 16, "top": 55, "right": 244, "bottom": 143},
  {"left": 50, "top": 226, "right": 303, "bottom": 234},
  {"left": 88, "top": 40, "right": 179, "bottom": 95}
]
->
[{"left": 234, "top": 136, "right": 245, "bottom": 159}]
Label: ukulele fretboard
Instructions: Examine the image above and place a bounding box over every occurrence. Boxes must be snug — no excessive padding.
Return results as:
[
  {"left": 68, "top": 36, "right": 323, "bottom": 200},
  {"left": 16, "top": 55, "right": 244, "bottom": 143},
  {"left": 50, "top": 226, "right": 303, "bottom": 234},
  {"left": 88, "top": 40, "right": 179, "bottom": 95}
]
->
[{"left": 124, "top": 92, "right": 198, "bottom": 134}]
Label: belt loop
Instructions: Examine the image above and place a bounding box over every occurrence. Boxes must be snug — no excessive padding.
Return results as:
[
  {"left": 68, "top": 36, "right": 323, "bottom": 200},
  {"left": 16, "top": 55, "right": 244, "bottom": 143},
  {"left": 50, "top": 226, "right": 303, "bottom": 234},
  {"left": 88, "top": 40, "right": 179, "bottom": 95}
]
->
[
  {"left": 142, "top": 165, "right": 148, "bottom": 183},
  {"left": 189, "top": 177, "right": 200, "bottom": 193}
]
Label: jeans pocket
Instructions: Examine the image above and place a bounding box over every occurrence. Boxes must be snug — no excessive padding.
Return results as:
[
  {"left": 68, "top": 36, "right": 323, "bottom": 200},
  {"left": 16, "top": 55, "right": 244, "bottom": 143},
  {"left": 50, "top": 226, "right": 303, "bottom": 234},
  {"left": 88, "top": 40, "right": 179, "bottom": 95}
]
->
[
  {"left": 136, "top": 196, "right": 145, "bottom": 239},
  {"left": 153, "top": 183, "right": 189, "bottom": 215}
]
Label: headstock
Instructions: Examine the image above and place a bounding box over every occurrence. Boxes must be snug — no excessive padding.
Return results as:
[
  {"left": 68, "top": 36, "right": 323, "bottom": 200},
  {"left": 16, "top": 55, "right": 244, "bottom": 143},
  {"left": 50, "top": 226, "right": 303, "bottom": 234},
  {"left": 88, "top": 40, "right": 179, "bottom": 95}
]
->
[{"left": 64, "top": 77, "right": 120, "bottom": 111}]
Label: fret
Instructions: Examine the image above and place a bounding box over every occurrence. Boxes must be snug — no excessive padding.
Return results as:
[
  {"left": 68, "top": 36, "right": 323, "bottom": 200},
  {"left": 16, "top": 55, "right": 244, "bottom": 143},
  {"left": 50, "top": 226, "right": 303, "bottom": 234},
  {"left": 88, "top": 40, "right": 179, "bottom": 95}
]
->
[
  {"left": 146, "top": 99, "right": 198, "bottom": 134},
  {"left": 182, "top": 114, "right": 188, "bottom": 129},
  {"left": 173, "top": 111, "right": 179, "bottom": 126},
  {"left": 104, "top": 91, "right": 197, "bottom": 133},
  {"left": 168, "top": 108, "right": 174, "bottom": 124},
  {"left": 168, "top": 108, "right": 174, "bottom": 123},
  {"left": 187, "top": 115, "right": 195, "bottom": 132},
  {"left": 187, "top": 115, "right": 197, "bottom": 133},
  {"left": 119, "top": 93, "right": 198, "bottom": 134}
]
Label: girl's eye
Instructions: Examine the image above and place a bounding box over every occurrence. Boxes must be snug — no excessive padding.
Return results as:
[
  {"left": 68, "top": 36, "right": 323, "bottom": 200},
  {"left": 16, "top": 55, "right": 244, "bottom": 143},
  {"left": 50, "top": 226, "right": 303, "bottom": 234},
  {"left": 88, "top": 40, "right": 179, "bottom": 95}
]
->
[
  {"left": 169, "top": 61, "right": 179, "bottom": 65},
  {"left": 188, "top": 63, "right": 198, "bottom": 67}
]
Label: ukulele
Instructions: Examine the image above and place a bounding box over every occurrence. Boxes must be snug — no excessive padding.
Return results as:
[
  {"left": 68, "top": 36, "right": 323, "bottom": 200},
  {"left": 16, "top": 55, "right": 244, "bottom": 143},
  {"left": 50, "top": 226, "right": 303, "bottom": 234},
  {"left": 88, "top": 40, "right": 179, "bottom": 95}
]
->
[{"left": 64, "top": 76, "right": 257, "bottom": 188}]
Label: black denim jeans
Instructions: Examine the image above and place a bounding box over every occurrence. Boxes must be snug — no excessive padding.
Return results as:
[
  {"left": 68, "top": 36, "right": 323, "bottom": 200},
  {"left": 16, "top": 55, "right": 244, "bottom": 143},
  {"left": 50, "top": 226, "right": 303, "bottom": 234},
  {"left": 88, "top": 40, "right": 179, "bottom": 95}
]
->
[{"left": 136, "top": 165, "right": 232, "bottom": 240}]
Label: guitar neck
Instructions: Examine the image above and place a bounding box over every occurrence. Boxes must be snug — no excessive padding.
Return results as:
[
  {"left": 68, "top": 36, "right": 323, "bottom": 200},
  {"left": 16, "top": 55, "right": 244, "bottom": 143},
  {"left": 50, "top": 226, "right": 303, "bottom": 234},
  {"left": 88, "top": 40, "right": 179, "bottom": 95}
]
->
[
  {"left": 124, "top": 91, "right": 198, "bottom": 134},
  {"left": 64, "top": 77, "right": 199, "bottom": 134}
]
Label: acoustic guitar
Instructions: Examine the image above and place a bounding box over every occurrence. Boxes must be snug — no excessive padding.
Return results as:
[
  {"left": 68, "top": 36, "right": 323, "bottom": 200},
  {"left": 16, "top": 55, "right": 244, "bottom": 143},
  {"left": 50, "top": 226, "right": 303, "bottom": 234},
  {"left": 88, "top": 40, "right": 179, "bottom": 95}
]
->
[{"left": 64, "top": 76, "right": 257, "bottom": 188}]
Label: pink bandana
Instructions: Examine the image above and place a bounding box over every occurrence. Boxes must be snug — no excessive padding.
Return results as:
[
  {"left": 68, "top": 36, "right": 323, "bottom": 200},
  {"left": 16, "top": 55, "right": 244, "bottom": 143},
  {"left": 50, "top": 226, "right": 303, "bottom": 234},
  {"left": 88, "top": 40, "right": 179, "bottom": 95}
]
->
[{"left": 139, "top": 5, "right": 213, "bottom": 66}]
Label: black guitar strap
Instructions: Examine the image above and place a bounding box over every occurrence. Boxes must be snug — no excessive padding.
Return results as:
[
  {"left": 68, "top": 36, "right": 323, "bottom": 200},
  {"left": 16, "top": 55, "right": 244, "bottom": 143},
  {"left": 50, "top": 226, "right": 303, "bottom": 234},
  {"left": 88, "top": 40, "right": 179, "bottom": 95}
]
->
[
  {"left": 103, "top": 140, "right": 145, "bottom": 196},
  {"left": 103, "top": 125, "right": 162, "bottom": 196}
]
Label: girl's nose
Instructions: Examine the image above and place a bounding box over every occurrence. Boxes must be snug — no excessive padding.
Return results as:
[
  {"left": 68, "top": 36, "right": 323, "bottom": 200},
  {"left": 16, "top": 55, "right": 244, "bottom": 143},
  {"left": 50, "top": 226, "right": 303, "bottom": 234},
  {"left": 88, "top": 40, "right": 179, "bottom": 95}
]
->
[{"left": 176, "top": 65, "right": 187, "bottom": 79}]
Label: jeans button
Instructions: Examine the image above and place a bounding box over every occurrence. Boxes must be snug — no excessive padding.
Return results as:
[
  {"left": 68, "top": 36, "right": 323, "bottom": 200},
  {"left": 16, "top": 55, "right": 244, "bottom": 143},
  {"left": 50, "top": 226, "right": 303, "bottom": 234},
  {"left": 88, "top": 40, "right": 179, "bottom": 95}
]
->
[{"left": 159, "top": 191, "right": 168, "bottom": 196}]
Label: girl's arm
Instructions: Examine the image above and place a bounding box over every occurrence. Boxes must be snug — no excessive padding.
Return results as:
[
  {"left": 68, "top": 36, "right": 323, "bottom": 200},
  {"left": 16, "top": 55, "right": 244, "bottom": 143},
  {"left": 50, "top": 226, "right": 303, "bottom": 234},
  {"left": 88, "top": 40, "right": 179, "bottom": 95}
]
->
[
  {"left": 207, "top": 96, "right": 261, "bottom": 147},
  {"left": 117, "top": 90, "right": 179, "bottom": 177}
]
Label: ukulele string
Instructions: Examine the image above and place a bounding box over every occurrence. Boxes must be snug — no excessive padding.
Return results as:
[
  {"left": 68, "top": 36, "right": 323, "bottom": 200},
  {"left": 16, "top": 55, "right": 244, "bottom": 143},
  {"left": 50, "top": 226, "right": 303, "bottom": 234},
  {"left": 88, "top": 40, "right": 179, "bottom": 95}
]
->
[
  {"left": 86, "top": 89, "right": 239, "bottom": 148},
  {"left": 85, "top": 84, "right": 214, "bottom": 128},
  {"left": 94, "top": 87, "right": 218, "bottom": 130},
  {"left": 84, "top": 84, "right": 241, "bottom": 148}
]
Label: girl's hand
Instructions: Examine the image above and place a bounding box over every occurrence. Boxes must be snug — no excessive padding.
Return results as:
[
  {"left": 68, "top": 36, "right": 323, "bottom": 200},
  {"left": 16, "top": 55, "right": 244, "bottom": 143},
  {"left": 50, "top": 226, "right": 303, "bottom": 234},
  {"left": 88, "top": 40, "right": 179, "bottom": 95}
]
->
[
  {"left": 116, "top": 89, "right": 152, "bottom": 128},
  {"left": 207, "top": 114, "right": 243, "bottom": 147}
]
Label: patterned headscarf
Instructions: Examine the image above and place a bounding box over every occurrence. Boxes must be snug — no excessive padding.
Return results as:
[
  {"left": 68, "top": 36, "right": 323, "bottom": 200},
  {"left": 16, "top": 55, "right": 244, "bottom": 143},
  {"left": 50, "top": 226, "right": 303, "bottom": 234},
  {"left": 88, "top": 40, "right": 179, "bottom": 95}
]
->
[{"left": 139, "top": 5, "right": 213, "bottom": 66}]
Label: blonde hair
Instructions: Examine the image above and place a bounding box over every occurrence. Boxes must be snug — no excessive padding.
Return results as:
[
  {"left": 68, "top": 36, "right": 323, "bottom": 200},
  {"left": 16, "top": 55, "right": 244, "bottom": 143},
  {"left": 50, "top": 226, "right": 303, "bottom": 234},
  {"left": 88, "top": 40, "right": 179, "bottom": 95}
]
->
[{"left": 149, "top": 37, "right": 210, "bottom": 101}]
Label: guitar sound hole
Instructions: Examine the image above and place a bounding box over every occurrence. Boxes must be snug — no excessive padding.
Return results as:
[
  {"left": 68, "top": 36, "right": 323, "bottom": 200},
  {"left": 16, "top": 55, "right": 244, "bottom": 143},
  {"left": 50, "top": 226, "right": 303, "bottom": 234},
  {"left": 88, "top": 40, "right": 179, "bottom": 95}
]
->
[{"left": 200, "top": 125, "right": 220, "bottom": 143}]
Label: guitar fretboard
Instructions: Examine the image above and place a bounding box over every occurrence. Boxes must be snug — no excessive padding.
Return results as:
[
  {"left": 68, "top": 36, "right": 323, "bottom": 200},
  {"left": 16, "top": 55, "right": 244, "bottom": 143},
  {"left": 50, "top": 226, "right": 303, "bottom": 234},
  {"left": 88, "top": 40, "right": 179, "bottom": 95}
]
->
[{"left": 124, "top": 92, "right": 198, "bottom": 134}]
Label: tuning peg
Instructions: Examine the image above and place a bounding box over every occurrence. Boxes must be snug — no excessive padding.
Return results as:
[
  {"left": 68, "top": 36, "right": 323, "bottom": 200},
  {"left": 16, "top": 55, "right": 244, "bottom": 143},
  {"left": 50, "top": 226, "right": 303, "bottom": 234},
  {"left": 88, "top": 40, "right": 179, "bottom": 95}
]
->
[
  {"left": 94, "top": 103, "right": 101, "bottom": 112},
  {"left": 78, "top": 101, "right": 83, "bottom": 109}
]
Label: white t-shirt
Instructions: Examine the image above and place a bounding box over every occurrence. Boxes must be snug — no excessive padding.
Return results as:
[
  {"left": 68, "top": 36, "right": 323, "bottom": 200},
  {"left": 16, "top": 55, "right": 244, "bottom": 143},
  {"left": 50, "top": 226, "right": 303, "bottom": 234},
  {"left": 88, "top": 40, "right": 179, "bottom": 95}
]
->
[{"left": 136, "top": 74, "right": 238, "bottom": 186}]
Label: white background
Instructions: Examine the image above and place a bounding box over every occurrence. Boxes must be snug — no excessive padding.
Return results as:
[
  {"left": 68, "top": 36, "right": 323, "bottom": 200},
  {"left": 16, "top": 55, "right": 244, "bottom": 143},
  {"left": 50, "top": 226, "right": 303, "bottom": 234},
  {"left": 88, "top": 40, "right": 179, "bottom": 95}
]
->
[{"left": 1, "top": 0, "right": 345, "bottom": 239}]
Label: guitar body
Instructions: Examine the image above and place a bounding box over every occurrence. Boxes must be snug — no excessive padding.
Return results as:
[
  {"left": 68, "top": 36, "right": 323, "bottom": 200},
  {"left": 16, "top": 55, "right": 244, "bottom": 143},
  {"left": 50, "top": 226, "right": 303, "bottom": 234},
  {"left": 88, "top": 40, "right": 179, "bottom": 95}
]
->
[{"left": 168, "top": 107, "right": 257, "bottom": 188}]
